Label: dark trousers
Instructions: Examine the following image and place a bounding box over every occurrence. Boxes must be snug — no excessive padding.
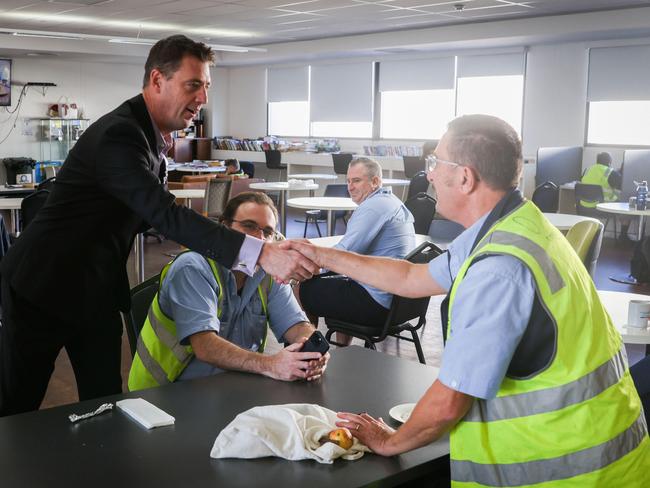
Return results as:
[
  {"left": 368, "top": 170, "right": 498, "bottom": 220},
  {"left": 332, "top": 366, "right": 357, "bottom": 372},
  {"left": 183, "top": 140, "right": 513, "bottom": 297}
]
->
[
  {"left": 0, "top": 278, "right": 123, "bottom": 416},
  {"left": 631, "top": 355, "right": 650, "bottom": 423}
]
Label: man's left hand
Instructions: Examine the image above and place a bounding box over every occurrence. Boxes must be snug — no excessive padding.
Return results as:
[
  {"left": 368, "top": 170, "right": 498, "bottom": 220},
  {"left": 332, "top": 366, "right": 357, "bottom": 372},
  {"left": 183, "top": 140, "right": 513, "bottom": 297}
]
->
[{"left": 305, "top": 351, "right": 330, "bottom": 381}]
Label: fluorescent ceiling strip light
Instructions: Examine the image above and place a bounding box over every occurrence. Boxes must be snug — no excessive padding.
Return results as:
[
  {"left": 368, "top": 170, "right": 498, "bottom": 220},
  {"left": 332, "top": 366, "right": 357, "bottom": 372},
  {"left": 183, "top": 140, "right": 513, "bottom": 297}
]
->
[
  {"left": 108, "top": 38, "right": 155, "bottom": 46},
  {"left": 12, "top": 32, "right": 83, "bottom": 40}
]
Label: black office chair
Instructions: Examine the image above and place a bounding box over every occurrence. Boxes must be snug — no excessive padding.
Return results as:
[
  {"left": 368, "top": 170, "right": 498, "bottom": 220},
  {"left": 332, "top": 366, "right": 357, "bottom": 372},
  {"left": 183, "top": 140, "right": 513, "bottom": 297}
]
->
[
  {"left": 122, "top": 274, "right": 160, "bottom": 357},
  {"left": 324, "top": 242, "right": 441, "bottom": 364},
  {"left": 263, "top": 150, "right": 287, "bottom": 182},
  {"left": 574, "top": 182, "right": 616, "bottom": 239},
  {"left": 240, "top": 161, "right": 255, "bottom": 178},
  {"left": 405, "top": 192, "right": 437, "bottom": 235},
  {"left": 406, "top": 171, "right": 430, "bottom": 200},
  {"left": 298, "top": 184, "right": 350, "bottom": 237},
  {"left": 20, "top": 189, "right": 50, "bottom": 230},
  {"left": 402, "top": 156, "right": 425, "bottom": 179},
  {"left": 531, "top": 181, "right": 559, "bottom": 213},
  {"left": 621, "top": 149, "right": 650, "bottom": 200},
  {"left": 332, "top": 153, "right": 354, "bottom": 175}
]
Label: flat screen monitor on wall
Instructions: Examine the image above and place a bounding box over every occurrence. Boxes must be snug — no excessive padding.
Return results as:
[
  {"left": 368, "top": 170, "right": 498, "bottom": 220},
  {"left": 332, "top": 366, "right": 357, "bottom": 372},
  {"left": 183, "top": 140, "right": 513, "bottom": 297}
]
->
[
  {"left": 535, "top": 146, "right": 583, "bottom": 187},
  {"left": 0, "top": 59, "right": 11, "bottom": 107}
]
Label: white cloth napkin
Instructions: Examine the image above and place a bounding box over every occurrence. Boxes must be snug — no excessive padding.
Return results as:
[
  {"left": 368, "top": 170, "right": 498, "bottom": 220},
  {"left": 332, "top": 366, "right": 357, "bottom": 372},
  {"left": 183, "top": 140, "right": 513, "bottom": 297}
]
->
[{"left": 210, "top": 403, "right": 371, "bottom": 464}]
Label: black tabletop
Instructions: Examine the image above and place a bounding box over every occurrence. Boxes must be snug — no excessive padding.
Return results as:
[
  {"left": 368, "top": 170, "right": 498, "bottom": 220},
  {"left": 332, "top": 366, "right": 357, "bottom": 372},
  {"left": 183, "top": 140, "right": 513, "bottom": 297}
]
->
[{"left": 0, "top": 346, "right": 449, "bottom": 488}]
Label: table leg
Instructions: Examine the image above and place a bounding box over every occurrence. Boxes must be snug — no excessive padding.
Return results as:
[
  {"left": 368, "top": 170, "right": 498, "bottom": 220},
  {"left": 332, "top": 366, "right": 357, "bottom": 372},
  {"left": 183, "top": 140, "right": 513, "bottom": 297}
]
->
[
  {"left": 280, "top": 191, "right": 287, "bottom": 235},
  {"left": 134, "top": 233, "right": 145, "bottom": 284},
  {"left": 638, "top": 215, "right": 646, "bottom": 241},
  {"left": 11, "top": 209, "right": 19, "bottom": 235},
  {"left": 327, "top": 210, "right": 334, "bottom": 236}
]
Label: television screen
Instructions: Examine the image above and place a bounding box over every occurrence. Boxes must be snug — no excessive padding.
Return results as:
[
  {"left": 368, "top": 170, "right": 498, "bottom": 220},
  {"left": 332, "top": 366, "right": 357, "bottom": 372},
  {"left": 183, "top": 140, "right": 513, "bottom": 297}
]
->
[{"left": 0, "top": 59, "right": 11, "bottom": 107}]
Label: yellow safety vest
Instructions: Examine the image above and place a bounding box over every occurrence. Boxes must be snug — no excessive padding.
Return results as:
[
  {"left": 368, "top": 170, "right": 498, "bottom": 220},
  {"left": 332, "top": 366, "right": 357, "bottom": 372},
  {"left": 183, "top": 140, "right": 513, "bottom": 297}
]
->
[
  {"left": 128, "top": 253, "right": 271, "bottom": 391},
  {"left": 581, "top": 163, "right": 618, "bottom": 207},
  {"left": 447, "top": 201, "right": 649, "bottom": 487}
]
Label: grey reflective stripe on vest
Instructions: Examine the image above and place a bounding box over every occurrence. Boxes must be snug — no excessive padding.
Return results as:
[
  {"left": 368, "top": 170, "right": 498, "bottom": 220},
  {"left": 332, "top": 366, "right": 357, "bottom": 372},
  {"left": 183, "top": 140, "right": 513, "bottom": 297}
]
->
[
  {"left": 451, "top": 413, "right": 648, "bottom": 486},
  {"left": 475, "top": 230, "right": 565, "bottom": 294},
  {"left": 146, "top": 308, "right": 193, "bottom": 365},
  {"left": 464, "top": 347, "right": 628, "bottom": 422},
  {"left": 135, "top": 335, "right": 170, "bottom": 386}
]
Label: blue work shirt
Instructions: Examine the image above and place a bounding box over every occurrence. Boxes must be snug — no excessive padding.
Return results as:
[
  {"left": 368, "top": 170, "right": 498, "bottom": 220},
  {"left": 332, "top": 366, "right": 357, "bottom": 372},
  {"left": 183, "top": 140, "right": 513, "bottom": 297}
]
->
[
  {"left": 157, "top": 252, "right": 308, "bottom": 381},
  {"left": 428, "top": 212, "right": 536, "bottom": 399},
  {"left": 335, "top": 187, "right": 415, "bottom": 307}
]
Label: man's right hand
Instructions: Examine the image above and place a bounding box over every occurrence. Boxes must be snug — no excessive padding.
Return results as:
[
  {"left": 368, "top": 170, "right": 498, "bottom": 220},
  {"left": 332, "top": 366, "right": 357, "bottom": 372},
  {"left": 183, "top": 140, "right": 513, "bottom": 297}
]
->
[
  {"left": 264, "top": 341, "right": 324, "bottom": 381},
  {"left": 258, "top": 240, "right": 320, "bottom": 284}
]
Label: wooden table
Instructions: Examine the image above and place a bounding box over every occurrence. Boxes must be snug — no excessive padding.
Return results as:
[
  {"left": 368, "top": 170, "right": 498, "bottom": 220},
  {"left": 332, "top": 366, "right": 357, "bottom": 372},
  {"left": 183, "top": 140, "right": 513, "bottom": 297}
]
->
[
  {"left": 287, "top": 197, "right": 358, "bottom": 236},
  {"left": 249, "top": 182, "right": 319, "bottom": 234},
  {"left": 0, "top": 347, "right": 449, "bottom": 487}
]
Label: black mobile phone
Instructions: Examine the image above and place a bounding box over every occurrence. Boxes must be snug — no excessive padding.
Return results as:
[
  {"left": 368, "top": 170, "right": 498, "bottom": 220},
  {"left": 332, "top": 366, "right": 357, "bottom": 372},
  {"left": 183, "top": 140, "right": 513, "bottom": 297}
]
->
[{"left": 301, "top": 330, "right": 330, "bottom": 355}]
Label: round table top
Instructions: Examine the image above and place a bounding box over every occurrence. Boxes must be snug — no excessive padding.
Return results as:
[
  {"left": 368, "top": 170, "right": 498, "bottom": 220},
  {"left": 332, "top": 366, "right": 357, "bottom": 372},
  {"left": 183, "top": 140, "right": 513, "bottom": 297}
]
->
[
  {"left": 543, "top": 212, "right": 600, "bottom": 231},
  {"left": 383, "top": 178, "right": 410, "bottom": 187},
  {"left": 287, "top": 197, "right": 357, "bottom": 211},
  {"left": 288, "top": 173, "right": 338, "bottom": 180},
  {"left": 598, "top": 290, "right": 650, "bottom": 344},
  {"left": 173, "top": 165, "right": 227, "bottom": 173},
  {"left": 170, "top": 189, "right": 205, "bottom": 199},
  {"left": 249, "top": 182, "right": 319, "bottom": 191},
  {"left": 596, "top": 202, "right": 650, "bottom": 216},
  {"left": 0, "top": 197, "right": 23, "bottom": 210}
]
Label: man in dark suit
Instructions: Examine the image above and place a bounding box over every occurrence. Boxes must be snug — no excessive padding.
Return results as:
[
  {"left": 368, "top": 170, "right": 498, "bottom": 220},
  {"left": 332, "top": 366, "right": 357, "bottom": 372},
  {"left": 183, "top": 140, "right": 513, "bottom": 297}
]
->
[{"left": 0, "top": 35, "right": 318, "bottom": 416}]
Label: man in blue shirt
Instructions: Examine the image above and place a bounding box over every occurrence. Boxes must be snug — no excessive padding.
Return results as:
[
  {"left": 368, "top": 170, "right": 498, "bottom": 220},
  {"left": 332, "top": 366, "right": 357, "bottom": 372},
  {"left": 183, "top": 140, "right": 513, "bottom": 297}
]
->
[
  {"left": 285, "top": 116, "right": 649, "bottom": 485},
  {"left": 298, "top": 157, "right": 415, "bottom": 345},
  {"left": 128, "top": 192, "right": 328, "bottom": 390}
]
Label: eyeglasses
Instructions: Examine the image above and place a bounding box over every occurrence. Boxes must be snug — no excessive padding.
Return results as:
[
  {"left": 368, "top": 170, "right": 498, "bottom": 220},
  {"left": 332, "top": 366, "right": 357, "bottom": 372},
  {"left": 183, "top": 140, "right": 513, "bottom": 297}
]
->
[
  {"left": 231, "top": 219, "right": 276, "bottom": 239},
  {"left": 425, "top": 155, "right": 461, "bottom": 172}
]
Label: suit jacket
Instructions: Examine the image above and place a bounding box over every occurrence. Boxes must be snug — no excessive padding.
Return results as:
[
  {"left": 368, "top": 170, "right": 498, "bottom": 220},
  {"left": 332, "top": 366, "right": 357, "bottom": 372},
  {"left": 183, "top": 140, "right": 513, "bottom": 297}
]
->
[{"left": 1, "top": 95, "right": 245, "bottom": 324}]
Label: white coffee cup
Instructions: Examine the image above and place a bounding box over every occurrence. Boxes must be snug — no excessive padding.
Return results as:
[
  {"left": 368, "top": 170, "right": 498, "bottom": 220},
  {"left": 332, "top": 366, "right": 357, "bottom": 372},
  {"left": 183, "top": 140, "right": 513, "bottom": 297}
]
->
[{"left": 627, "top": 300, "right": 650, "bottom": 328}]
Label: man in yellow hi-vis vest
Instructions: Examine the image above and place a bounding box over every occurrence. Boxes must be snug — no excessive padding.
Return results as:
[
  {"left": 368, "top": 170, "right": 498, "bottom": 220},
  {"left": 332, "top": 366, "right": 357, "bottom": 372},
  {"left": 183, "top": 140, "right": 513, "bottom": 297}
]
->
[
  {"left": 129, "top": 192, "right": 328, "bottom": 391},
  {"left": 286, "top": 115, "right": 649, "bottom": 487}
]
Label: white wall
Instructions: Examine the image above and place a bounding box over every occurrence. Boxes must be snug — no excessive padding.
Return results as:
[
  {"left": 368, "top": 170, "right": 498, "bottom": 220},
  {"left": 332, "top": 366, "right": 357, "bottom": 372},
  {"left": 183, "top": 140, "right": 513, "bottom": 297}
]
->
[{"left": 0, "top": 58, "right": 143, "bottom": 164}]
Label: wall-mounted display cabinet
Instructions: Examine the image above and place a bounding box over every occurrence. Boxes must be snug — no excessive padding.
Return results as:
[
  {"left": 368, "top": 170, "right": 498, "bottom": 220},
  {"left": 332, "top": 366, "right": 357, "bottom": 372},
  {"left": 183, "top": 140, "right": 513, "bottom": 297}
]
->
[{"left": 32, "top": 118, "right": 90, "bottom": 162}]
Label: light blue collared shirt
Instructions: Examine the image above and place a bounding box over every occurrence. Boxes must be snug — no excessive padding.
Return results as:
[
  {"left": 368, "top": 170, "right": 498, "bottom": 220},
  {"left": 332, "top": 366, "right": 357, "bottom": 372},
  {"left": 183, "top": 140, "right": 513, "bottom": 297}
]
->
[
  {"left": 427, "top": 212, "right": 536, "bottom": 399},
  {"left": 157, "top": 252, "right": 308, "bottom": 380},
  {"left": 335, "top": 187, "right": 415, "bottom": 307}
]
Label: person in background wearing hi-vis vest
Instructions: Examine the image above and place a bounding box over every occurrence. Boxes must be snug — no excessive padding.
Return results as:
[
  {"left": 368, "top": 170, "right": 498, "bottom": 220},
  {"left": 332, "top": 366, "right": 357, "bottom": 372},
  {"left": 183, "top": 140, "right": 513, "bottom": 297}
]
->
[
  {"left": 285, "top": 115, "right": 650, "bottom": 487},
  {"left": 129, "top": 192, "right": 329, "bottom": 391},
  {"left": 581, "top": 152, "right": 631, "bottom": 241}
]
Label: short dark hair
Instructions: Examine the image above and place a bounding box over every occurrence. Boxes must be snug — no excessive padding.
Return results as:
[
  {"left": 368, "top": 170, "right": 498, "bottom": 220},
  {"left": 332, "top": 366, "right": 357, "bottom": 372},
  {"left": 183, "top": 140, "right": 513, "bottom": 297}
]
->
[
  {"left": 225, "top": 158, "right": 240, "bottom": 171},
  {"left": 143, "top": 35, "right": 215, "bottom": 88},
  {"left": 597, "top": 152, "right": 612, "bottom": 166},
  {"left": 219, "top": 192, "right": 278, "bottom": 226},
  {"left": 446, "top": 115, "right": 522, "bottom": 191}
]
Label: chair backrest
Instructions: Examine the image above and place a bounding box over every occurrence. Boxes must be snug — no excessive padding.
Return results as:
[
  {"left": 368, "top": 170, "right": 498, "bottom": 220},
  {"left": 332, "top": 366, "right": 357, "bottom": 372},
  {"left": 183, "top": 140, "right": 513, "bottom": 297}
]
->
[
  {"left": 428, "top": 219, "right": 465, "bottom": 243},
  {"left": 123, "top": 274, "right": 160, "bottom": 357},
  {"left": 229, "top": 178, "right": 265, "bottom": 199},
  {"left": 240, "top": 161, "right": 255, "bottom": 178},
  {"left": 531, "top": 181, "right": 559, "bottom": 213},
  {"left": 203, "top": 178, "right": 232, "bottom": 217},
  {"left": 565, "top": 220, "right": 604, "bottom": 278},
  {"left": 535, "top": 146, "right": 583, "bottom": 186},
  {"left": 332, "top": 153, "right": 354, "bottom": 175},
  {"left": 387, "top": 242, "right": 442, "bottom": 326},
  {"left": 264, "top": 150, "right": 283, "bottom": 169},
  {"left": 20, "top": 189, "right": 50, "bottom": 229},
  {"left": 621, "top": 149, "right": 650, "bottom": 199},
  {"left": 404, "top": 192, "right": 437, "bottom": 234},
  {"left": 406, "top": 171, "right": 430, "bottom": 200},
  {"left": 322, "top": 184, "right": 350, "bottom": 219},
  {"left": 402, "top": 156, "right": 425, "bottom": 179},
  {"left": 37, "top": 176, "right": 56, "bottom": 191},
  {"left": 574, "top": 183, "right": 605, "bottom": 216},
  {"left": 181, "top": 174, "right": 215, "bottom": 184}
]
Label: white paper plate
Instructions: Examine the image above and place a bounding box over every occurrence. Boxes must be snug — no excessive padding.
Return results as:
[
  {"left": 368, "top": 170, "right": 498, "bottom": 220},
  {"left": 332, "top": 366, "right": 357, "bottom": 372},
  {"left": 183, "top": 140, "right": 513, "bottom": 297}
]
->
[{"left": 389, "top": 403, "right": 416, "bottom": 423}]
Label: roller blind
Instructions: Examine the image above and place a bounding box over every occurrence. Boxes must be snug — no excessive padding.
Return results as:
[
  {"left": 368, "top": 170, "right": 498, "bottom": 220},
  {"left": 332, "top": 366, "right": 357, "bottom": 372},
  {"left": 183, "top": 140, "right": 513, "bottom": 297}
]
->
[
  {"left": 379, "top": 57, "right": 455, "bottom": 91},
  {"left": 588, "top": 45, "right": 650, "bottom": 101},
  {"left": 310, "top": 62, "right": 373, "bottom": 122},
  {"left": 457, "top": 52, "right": 524, "bottom": 77},
  {"left": 267, "top": 66, "right": 309, "bottom": 102}
]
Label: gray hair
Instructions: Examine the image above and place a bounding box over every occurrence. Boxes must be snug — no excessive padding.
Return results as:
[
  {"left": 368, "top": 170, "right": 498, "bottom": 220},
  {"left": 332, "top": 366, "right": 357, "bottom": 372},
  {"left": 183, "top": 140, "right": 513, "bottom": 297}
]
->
[{"left": 349, "top": 157, "right": 382, "bottom": 181}]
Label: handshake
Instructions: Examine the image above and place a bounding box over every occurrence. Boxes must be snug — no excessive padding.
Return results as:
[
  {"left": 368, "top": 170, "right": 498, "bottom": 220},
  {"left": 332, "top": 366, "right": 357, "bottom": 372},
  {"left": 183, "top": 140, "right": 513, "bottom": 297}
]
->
[{"left": 257, "top": 239, "right": 326, "bottom": 285}]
